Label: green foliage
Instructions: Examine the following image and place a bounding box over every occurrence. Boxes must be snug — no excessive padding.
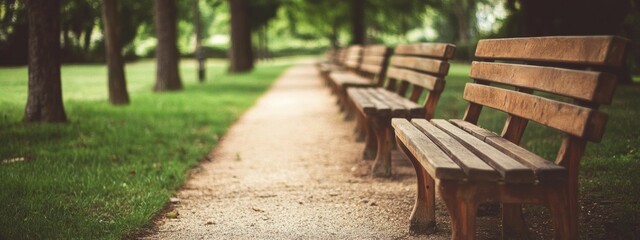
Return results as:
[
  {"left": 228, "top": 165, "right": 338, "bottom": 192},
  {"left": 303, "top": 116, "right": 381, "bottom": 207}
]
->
[
  {"left": 281, "top": 0, "right": 350, "bottom": 47},
  {"left": 0, "top": 59, "right": 290, "bottom": 239},
  {"left": 367, "top": 0, "right": 430, "bottom": 37}
]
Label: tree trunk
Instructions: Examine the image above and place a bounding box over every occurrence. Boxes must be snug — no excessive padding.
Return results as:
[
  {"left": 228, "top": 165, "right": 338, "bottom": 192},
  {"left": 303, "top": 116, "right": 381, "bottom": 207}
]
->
[
  {"left": 228, "top": 0, "right": 253, "bottom": 72},
  {"left": 24, "top": 0, "right": 67, "bottom": 123},
  {"left": 257, "top": 25, "right": 266, "bottom": 61},
  {"left": 194, "top": 0, "right": 205, "bottom": 82},
  {"left": 351, "top": 0, "right": 365, "bottom": 45},
  {"left": 102, "top": 0, "right": 130, "bottom": 105},
  {"left": 453, "top": 0, "right": 470, "bottom": 45},
  {"left": 264, "top": 25, "right": 270, "bottom": 60},
  {"left": 154, "top": 0, "right": 182, "bottom": 91}
]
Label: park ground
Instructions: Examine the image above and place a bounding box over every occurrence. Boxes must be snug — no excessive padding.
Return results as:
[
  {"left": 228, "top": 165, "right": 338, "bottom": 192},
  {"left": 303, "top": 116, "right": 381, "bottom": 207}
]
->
[{"left": 0, "top": 58, "right": 639, "bottom": 239}]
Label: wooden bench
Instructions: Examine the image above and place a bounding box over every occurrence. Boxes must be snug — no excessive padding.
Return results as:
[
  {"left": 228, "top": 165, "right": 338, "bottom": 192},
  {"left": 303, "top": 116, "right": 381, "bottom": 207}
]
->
[
  {"left": 392, "top": 36, "right": 628, "bottom": 239},
  {"left": 317, "top": 48, "right": 348, "bottom": 86},
  {"left": 328, "top": 45, "right": 390, "bottom": 116},
  {"left": 347, "top": 43, "right": 456, "bottom": 177}
]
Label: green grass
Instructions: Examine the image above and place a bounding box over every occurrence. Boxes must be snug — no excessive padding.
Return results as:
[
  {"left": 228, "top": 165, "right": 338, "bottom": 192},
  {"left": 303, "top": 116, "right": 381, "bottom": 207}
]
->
[
  {"left": 0, "top": 59, "right": 291, "bottom": 239},
  {"left": 435, "top": 63, "right": 640, "bottom": 238}
]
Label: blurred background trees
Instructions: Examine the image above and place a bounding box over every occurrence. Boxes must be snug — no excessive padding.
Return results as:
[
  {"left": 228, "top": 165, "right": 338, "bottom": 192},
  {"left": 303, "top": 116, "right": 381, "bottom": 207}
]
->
[{"left": 0, "top": 0, "right": 638, "bottom": 75}]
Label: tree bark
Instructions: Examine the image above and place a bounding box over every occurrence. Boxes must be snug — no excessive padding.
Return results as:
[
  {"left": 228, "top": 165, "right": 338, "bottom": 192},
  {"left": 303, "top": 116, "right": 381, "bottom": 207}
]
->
[
  {"left": 24, "top": 0, "right": 67, "bottom": 123},
  {"left": 102, "top": 0, "right": 130, "bottom": 105},
  {"left": 194, "top": 0, "right": 206, "bottom": 82},
  {"left": 228, "top": 0, "right": 253, "bottom": 72},
  {"left": 351, "top": 0, "right": 366, "bottom": 45},
  {"left": 154, "top": 0, "right": 182, "bottom": 91},
  {"left": 452, "top": 0, "right": 470, "bottom": 45}
]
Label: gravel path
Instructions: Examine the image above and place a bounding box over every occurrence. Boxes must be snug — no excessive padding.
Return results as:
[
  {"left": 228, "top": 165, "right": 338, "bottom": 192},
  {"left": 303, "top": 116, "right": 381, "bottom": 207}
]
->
[{"left": 143, "top": 64, "right": 457, "bottom": 239}]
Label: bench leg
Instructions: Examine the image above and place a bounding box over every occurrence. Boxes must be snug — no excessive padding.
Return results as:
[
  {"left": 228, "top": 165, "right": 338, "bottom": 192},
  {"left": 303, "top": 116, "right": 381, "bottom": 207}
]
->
[
  {"left": 501, "top": 204, "right": 527, "bottom": 238},
  {"left": 440, "top": 181, "right": 478, "bottom": 240},
  {"left": 363, "top": 120, "right": 377, "bottom": 160},
  {"left": 371, "top": 117, "right": 392, "bottom": 177},
  {"left": 547, "top": 187, "right": 575, "bottom": 240},
  {"left": 397, "top": 137, "right": 436, "bottom": 234},
  {"left": 340, "top": 88, "right": 356, "bottom": 120},
  {"left": 354, "top": 113, "right": 366, "bottom": 142}
]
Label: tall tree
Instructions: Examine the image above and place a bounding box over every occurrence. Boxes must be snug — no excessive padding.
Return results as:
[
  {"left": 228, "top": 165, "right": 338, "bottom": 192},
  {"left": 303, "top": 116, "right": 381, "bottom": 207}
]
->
[
  {"left": 24, "top": 0, "right": 67, "bottom": 123},
  {"left": 154, "top": 0, "right": 182, "bottom": 91},
  {"left": 102, "top": 0, "right": 130, "bottom": 105},
  {"left": 247, "top": 0, "right": 280, "bottom": 61},
  {"left": 452, "top": 0, "right": 473, "bottom": 44},
  {"left": 351, "top": 0, "right": 365, "bottom": 44},
  {"left": 193, "top": 0, "right": 205, "bottom": 82},
  {"left": 228, "top": 0, "right": 253, "bottom": 72}
]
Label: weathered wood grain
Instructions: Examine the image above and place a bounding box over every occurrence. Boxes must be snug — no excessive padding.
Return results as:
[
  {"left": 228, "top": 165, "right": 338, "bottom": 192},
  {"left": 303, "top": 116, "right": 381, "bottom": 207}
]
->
[
  {"left": 391, "top": 56, "right": 450, "bottom": 76},
  {"left": 387, "top": 67, "right": 443, "bottom": 91},
  {"left": 394, "top": 43, "right": 456, "bottom": 59},
  {"left": 431, "top": 119, "right": 535, "bottom": 183},
  {"left": 463, "top": 83, "right": 608, "bottom": 142},
  {"left": 475, "top": 36, "right": 628, "bottom": 66},
  {"left": 392, "top": 119, "right": 465, "bottom": 180},
  {"left": 412, "top": 119, "right": 500, "bottom": 181},
  {"left": 470, "top": 62, "right": 617, "bottom": 104}
]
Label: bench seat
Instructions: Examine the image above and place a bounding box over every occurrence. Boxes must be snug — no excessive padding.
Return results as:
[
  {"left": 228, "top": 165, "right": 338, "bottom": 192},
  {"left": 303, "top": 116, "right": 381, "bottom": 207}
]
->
[
  {"left": 318, "top": 63, "right": 345, "bottom": 73},
  {"left": 329, "top": 72, "right": 377, "bottom": 88},
  {"left": 348, "top": 87, "right": 423, "bottom": 117},
  {"left": 392, "top": 118, "right": 566, "bottom": 184}
]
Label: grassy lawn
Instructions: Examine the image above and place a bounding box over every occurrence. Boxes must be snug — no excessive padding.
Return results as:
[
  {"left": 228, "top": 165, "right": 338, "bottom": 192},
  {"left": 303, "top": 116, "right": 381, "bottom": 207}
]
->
[
  {"left": 436, "top": 63, "right": 640, "bottom": 238},
  {"left": 0, "top": 59, "right": 291, "bottom": 239}
]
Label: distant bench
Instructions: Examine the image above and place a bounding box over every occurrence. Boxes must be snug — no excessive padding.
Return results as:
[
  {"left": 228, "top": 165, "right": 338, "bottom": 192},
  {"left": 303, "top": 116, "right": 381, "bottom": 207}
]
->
[
  {"left": 328, "top": 45, "right": 390, "bottom": 116},
  {"left": 347, "top": 43, "right": 455, "bottom": 177},
  {"left": 392, "top": 36, "right": 628, "bottom": 238},
  {"left": 317, "top": 48, "right": 347, "bottom": 85}
]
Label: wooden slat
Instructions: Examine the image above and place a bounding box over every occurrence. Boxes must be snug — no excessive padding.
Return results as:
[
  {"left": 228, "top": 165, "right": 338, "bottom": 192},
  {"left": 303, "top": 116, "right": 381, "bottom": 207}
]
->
[
  {"left": 475, "top": 36, "right": 628, "bottom": 66},
  {"left": 394, "top": 43, "right": 456, "bottom": 59},
  {"left": 431, "top": 119, "right": 535, "bottom": 183},
  {"left": 362, "top": 88, "right": 406, "bottom": 115},
  {"left": 449, "top": 119, "right": 566, "bottom": 183},
  {"left": 449, "top": 119, "right": 499, "bottom": 141},
  {"left": 392, "top": 119, "right": 466, "bottom": 180},
  {"left": 391, "top": 56, "right": 450, "bottom": 76},
  {"left": 359, "top": 63, "right": 383, "bottom": 75},
  {"left": 484, "top": 137, "right": 566, "bottom": 183},
  {"left": 371, "top": 89, "right": 412, "bottom": 117},
  {"left": 362, "top": 55, "right": 386, "bottom": 65},
  {"left": 387, "top": 67, "right": 443, "bottom": 91},
  {"left": 470, "top": 62, "right": 617, "bottom": 104},
  {"left": 364, "top": 45, "right": 389, "bottom": 55},
  {"left": 463, "top": 83, "right": 608, "bottom": 142},
  {"left": 375, "top": 88, "right": 423, "bottom": 116},
  {"left": 348, "top": 88, "right": 375, "bottom": 113},
  {"left": 412, "top": 119, "right": 501, "bottom": 181},
  {"left": 360, "top": 89, "right": 391, "bottom": 115}
]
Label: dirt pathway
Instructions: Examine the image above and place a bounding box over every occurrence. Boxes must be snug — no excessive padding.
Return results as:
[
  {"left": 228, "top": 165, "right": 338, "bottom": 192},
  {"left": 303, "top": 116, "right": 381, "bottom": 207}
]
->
[{"left": 143, "top": 64, "right": 454, "bottom": 239}]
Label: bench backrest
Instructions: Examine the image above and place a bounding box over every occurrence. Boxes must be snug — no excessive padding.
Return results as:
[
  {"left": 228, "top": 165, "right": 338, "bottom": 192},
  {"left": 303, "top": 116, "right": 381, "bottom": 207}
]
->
[
  {"left": 385, "top": 43, "right": 456, "bottom": 119},
  {"left": 463, "top": 36, "right": 627, "bottom": 168},
  {"left": 358, "top": 45, "right": 392, "bottom": 87},
  {"left": 326, "top": 48, "right": 340, "bottom": 64},
  {"left": 343, "top": 45, "right": 363, "bottom": 70}
]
